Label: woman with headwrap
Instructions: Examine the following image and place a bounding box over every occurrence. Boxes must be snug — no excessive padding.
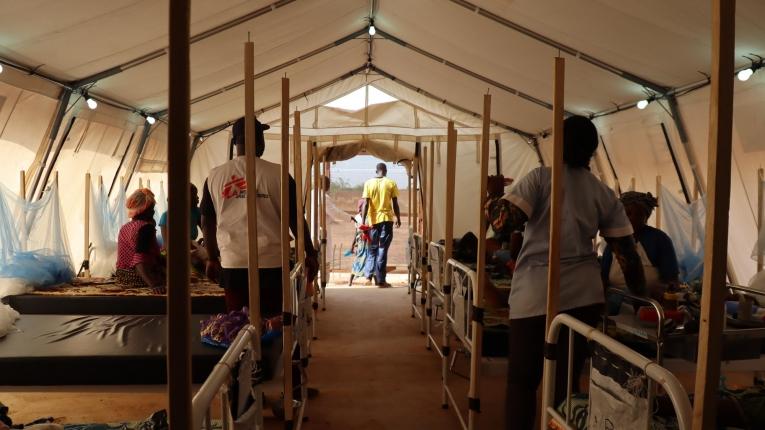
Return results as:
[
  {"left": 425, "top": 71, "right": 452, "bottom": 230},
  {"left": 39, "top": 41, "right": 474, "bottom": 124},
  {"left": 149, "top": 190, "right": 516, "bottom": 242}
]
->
[
  {"left": 601, "top": 191, "right": 679, "bottom": 310},
  {"left": 116, "top": 188, "right": 165, "bottom": 292},
  {"left": 349, "top": 198, "right": 371, "bottom": 286}
]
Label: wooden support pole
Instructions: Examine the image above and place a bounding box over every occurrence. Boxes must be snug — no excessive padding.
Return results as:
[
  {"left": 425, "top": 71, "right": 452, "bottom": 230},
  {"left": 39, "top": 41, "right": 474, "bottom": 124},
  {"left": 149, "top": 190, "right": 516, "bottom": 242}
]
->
[
  {"left": 441, "top": 121, "right": 457, "bottom": 408},
  {"left": 243, "top": 39, "right": 264, "bottom": 394},
  {"left": 166, "top": 0, "right": 192, "bottom": 427},
  {"left": 428, "top": 142, "right": 435, "bottom": 243},
  {"left": 305, "top": 141, "right": 313, "bottom": 244},
  {"left": 321, "top": 158, "right": 328, "bottom": 307},
  {"left": 19, "top": 170, "right": 26, "bottom": 198},
  {"left": 294, "top": 111, "right": 305, "bottom": 267},
  {"left": 757, "top": 168, "right": 763, "bottom": 273},
  {"left": 139, "top": 177, "right": 143, "bottom": 189},
  {"left": 83, "top": 173, "right": 91, "bottom": 278},
  {"left": 420, "top": 146, "right": 429, "bottom": 334},
  {"left": 630, "top": 176, "right": 636, "bottom": 191},
  {"left": 541, "top": 55, "right": 566, "bottom": 430},
  {"left": 656, "top": 175, "right": 662, "bottom": 229},
  {"left": 147, "top": 178, "right": 151, "bottom": 190},
  {"left": 545, "top": 56, "right": 566, "bottom": 332},
  {"left": 692, "top": 0, "right": 736, "bottom": 428},
  {"left": 468, "top": 94, "right": 491, "bottom": 429},
  {"left": 280, "top": 77, "right": 295, "bottom": 426}
]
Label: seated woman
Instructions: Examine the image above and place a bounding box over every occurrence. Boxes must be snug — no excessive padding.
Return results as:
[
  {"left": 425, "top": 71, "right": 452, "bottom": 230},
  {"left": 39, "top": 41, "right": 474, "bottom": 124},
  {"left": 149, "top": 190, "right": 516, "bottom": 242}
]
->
[
  {"left": 116, "top": 188, "right": 165, "bottom": 292},
  {"left": 601, "top": 191, "right": 679, "bottom": 312}
]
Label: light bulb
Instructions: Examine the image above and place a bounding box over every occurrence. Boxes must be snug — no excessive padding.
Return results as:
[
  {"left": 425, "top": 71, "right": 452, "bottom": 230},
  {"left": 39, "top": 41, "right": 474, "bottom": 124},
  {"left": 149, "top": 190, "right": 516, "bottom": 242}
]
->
[
  {"left": 146, "top": 115, "right": 156, "bottom": 125},
  {"left": 368, "top": 25, "right": 376, "bottom": 36},
  {"left": 737, "top": 68, "right": 754, "bottom": 82},
  {"left": 86, "top": 97, "right": 98, "bottom": 110},
  {"left": 636, "top": 99, "right": 649, "bottom": 110},
  {"left": 0, "top": 64, "right": 4, "bottom": 74}
]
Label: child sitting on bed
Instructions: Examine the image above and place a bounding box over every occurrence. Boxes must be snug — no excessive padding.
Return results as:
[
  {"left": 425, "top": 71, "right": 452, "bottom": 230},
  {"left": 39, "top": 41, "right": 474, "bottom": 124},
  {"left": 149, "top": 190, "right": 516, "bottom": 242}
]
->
[
  {"left": 158, "top": 183, "right": 207, "bottom": 274},
  {"left": 116, "top": 188, "right": 165, "bottom": 293}
]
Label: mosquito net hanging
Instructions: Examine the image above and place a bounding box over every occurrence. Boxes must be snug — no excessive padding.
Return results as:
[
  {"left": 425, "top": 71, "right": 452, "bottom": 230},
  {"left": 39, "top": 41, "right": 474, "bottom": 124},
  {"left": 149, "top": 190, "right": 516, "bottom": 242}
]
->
[
  {"left": 659, "top": 185, "right": 706, "bottom": 283},
  {"left": 89, "top": 180, "right": 127, "bottom": 277},
  {"left": 0, "top": 180, "right": 75, "bottom": 297}
]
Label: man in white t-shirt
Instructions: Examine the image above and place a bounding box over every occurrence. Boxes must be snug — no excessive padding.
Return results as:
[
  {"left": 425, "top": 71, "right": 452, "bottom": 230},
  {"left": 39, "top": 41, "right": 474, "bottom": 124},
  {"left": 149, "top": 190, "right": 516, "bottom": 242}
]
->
[
  {"left": 499, "top": 116, "right": 647, "bottom": 430},
  {"left": 200, "top": 117, "right": 318, "bottom": 316}
]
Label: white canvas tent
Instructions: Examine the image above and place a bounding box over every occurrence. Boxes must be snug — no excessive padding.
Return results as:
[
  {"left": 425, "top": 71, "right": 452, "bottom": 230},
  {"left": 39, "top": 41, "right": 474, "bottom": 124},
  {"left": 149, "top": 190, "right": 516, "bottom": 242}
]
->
[{"left": 0, "top": 0, "right": 764, "bottom": 282}]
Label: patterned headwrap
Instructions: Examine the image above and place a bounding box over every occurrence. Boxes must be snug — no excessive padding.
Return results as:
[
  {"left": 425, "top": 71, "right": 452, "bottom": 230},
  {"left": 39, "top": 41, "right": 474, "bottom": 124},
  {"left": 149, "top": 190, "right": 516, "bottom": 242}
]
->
[
  {"left": 620, "top": 191, "right": 658, "bottom": 217},
  {"left": 126, "top": 188, "right": 156, "bottom": 218}
]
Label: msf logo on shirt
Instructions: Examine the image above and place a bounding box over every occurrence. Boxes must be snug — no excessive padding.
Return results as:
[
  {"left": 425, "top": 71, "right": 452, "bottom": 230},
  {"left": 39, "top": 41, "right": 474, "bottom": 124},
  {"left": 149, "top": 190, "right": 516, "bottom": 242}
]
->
[{"left": 222, "top": 175, "right": 247, "bottom": 199}]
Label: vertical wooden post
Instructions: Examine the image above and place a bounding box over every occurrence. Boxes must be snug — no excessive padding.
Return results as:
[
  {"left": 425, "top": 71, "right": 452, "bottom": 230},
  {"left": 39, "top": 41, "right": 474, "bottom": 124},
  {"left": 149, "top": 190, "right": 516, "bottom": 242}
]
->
[
  {"left": 305, "top": 140, "right": 313, "bottom": 225},
  {"left": 147, "top": 178, "right": 151, "bottom": 190},
  {"left": 541, "top": 55, "right": 566, "bottom": 430},
  {"left": 630, "top": 177, "right": 636, "bottom": 191},
  {"left": 321, "top": 158, "right": 328, "bottom": 308},
  {"left": 421, "top": 148, "right": 428, "bottom": 239},
  {"left": 294, "top": 111, "right": 305, "bottom": 267},
  {"left": 243, "top": 39, "right": 264, "bottom": 411},
  {"left": 167, "top": 0, "right": 191, "bottom": 427},
  {"left": 280, "top": 77, "right": 295, "bottom": 426},
  {"left": 428, "top": 142, "right": 435, "bottom": 242},
  {"left": 545, "top": 56, "right": 566, "bottom": 331},
  {"left": 139, "top": 177, "right": 143, "bottom": 189},
  {"left": 441, "top": 121, "right": 458, "bottom": 408},
  {"left": 656, "top": 175, "right": 662, "bottom": 229},
  {"left": 311, "top": 143, "right": 320, "bottom": 335},
  {"left": 425, "top": 141, "right": 436, "bottom": 346},
  {"left": 83, "top": 173, "right": 91, "bottom": 278},
  {"left": 19, "top": 170, "right": 26, "bottom": 198},
  {"left": 468, "top": 94, "right": 491, "bottom": 429},
  {"left": 757, "top": 168, "right": 763, "bottom": 273},
  {"left": 692, "top": 0, "right": 736, "bottom": 428}
]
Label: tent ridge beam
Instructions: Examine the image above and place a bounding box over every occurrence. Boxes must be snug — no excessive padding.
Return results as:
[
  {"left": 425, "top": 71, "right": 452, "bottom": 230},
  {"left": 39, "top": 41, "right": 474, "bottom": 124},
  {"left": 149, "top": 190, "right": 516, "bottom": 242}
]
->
[
  {"left": 157, "top": 28, "right": 368, "bottom": 117},
  {"left": 70, "top": 0, "right": 298, "bottom": 88},
  {"left": 377, "top": 29, "right": 571, "bottom": 115},
  {"left": 448, "top": 0, "right": 670, "bottom": 94},
  {"left": 371, "top": 65, "right": 536, "bottom": 141},
  {"left": 197, "top": 65, "right": 369, "bottom": 136}
]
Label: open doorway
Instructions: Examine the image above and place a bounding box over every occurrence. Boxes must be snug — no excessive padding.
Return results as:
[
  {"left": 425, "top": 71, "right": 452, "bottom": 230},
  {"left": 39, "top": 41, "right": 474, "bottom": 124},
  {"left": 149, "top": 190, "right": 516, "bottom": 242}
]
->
[{"left": 324, "top": 155, "right": 410, "bottom": 285}]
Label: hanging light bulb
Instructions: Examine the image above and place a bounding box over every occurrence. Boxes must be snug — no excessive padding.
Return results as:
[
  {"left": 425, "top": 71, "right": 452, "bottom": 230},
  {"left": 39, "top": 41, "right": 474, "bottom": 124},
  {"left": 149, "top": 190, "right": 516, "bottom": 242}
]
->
[
  {"left": 86, "top": 97, "right": 98, "bottom": 110},
  {"left": 0, "top": 63, "right": 4, "bottom": 74},
  {"left": 737, "top": 68, "right": 754, "bottom": 82},
  {"left": 636, "top": 99, "right": 649, "bottom": 110},
  {"left": 368, "top": 19, "right": 376, "bottom": 36},
  {"left": 146, "top": 115, "right": 156, "bottom": 125}
]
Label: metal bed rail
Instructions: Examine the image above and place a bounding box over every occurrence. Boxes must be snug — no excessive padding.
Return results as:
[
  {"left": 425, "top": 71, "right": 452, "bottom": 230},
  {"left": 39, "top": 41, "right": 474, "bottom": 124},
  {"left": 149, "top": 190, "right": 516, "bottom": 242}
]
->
[
  {"left": 409, "top": 233, "right": 426, "bottom": 326},
  {"left": 542, "top": 313, "right": 692, "bottom": 430},
  {"left": 604, "top": 288, "right": 666, "bottom": 363},
  {"left": 541, "top": 314, "right": 692, "bottom": 430},
  {"left": 290, "top": 262, "right": 310, "bottom": 428},
  {"left": 426, "top": 241, "right": 446, "bottom": 352},
  {"left": 192, "top": 324, "right": 262, "bottom": 430},
  {"left": 442, "top": 258, "right": 480, "bottom": 430}
]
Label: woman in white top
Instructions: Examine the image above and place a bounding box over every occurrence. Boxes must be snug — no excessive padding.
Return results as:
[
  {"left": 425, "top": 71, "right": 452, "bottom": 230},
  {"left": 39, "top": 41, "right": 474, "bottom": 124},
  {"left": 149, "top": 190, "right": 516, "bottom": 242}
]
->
[{"left": 500, "top": 116, "right": 647, "bottom": 430}]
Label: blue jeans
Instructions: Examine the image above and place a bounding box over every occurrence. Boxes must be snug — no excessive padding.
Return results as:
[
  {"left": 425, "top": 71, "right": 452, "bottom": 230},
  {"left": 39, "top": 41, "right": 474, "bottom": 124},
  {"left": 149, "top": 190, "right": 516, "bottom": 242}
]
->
[{"left": 364, "top": 221, "right": 394, "bottom": 283}]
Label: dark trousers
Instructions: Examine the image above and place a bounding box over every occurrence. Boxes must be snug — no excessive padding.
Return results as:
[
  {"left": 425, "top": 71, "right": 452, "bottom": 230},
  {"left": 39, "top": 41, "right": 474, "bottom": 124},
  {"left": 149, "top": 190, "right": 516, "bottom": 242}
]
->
[
  {"left": 505, "top": 303, "right": 602, "bottom": 430},
  {"left": 220, "top": 267, "right": 284, "bottom": 318},
  {"left": 364, "top": 221, "right": 394, "bottom": 283}
]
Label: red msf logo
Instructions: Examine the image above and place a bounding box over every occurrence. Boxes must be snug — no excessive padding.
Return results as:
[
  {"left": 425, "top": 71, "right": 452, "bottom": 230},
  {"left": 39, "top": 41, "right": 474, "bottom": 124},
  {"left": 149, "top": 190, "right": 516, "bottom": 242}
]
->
[{"left": 222, "top": 175, "right": 247, "bottom": 199}]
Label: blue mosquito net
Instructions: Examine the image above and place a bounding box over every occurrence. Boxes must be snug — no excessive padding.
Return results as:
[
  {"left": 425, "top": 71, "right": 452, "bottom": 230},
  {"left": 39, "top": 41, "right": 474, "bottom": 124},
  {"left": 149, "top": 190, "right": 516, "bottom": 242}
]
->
[
  {"left": 658, "top": 185, "right": 706, "bottom": 283},
  {"left": 0, "top": 180, "right": 75, "bottom": 296}
]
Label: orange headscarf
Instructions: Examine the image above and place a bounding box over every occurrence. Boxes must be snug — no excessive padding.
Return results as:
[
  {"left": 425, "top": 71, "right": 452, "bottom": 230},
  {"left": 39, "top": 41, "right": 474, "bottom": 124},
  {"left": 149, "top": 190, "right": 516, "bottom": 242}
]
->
[{"left": 126, "top": 188, "right": 156, "bottom": 218}]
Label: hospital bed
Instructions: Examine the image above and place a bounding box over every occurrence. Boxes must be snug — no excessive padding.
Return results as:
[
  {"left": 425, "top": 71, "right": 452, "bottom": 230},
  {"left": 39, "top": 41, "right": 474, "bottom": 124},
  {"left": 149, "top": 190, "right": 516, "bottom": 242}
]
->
[
  {"left": 408, "top": 232, "right": 425, "bottom": 324},
  {"left": 425, "top": 241, "right": 445, "bottom": 351}
]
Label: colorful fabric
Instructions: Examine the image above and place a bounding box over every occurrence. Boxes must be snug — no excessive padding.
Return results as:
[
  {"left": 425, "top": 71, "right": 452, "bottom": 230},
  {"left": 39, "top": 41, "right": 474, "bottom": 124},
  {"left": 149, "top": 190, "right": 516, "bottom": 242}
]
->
[
  {"left": 362, "top": 177, "right": 399, "bottom": 224},
  {"left": 115, "top": 267, "right": 148, "bottom": 288},
  {"left": 126, "top": 188, "right": 156, "bottom": 218},
  {"left": 116, "top": 220, "right": 160, "bottom": 270},
  {"left": 351, "top": 224, "right": 371, "bottom": 277},
  {"left": 485, "top": 197, "right": 514, "bottom": 242}
]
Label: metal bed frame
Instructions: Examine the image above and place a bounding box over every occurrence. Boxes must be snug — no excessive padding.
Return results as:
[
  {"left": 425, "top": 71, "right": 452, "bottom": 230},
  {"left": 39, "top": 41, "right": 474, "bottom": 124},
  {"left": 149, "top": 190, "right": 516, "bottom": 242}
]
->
[
  {"left": 441, "top": 258, "right": 481, "bottom": 430},
  {"left": 192, "top": 263, "right": 312, "bottom": 430},
  {"left": 425, "top": 241, "right": 446, "bottom": 350},
  {"left": 542, "top": 313, "right": 693, "bottom": 430},
  {"left": 409, "top": 232, "right": 426, "bottom": 332}
]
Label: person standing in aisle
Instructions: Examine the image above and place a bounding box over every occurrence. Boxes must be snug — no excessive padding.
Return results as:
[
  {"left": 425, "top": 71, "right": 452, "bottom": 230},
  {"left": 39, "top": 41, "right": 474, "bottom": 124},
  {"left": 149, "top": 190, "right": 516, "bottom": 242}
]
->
[{"left": 361, "top": 163, "right": 402, "bottom": 288}]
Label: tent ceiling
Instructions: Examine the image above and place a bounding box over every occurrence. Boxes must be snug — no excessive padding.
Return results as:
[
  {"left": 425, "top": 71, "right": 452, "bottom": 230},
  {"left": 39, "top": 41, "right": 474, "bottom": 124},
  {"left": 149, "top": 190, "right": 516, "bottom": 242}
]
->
[{"left": 1, "top": 0, "right": 764, "bottom": 136}]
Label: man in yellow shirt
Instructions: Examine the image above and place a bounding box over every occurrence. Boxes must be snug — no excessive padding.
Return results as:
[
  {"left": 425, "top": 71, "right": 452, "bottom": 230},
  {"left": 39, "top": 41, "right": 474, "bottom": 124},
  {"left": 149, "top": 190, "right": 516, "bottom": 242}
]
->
[{"left": 361, "top": 163, "right": 402, "bottom": 287}]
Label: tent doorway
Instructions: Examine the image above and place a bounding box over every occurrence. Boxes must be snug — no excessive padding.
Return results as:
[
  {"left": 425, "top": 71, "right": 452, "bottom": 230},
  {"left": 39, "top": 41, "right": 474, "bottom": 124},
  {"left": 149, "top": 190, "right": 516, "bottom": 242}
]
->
[{"left": 323, "top": 155, "right": 410, "bottom": 284}]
